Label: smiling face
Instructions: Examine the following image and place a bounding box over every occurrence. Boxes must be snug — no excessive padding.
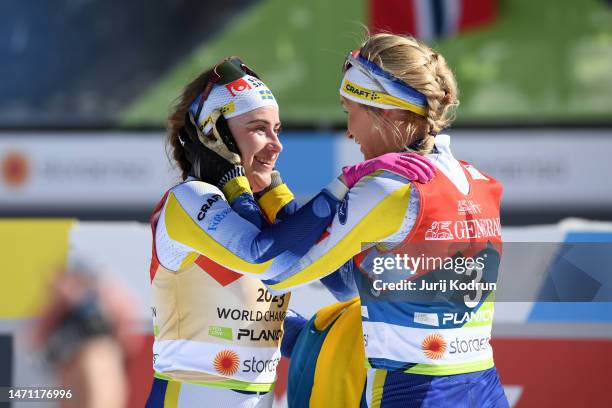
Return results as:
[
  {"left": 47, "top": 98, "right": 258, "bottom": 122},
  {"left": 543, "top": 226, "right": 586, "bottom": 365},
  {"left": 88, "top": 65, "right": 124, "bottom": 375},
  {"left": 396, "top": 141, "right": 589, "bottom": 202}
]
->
[
  {"left": 341, "top": 97, "right": 413, "bottom": 160},
  {"left": 227, "top": 106, "right": 282, "bottom": 192}
]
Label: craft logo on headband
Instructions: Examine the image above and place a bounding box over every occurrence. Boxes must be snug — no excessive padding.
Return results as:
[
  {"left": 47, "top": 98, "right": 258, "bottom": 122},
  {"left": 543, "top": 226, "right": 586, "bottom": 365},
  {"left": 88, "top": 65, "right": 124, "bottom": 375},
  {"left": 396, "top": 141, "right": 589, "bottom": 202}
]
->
[
  {"left": 343, "top": 80, "right": 382, "bottom": 102},
  {"left": 191, "top": 74, "right": 278, "bottom": 134},
  {"left": 340, "top": 53, "right": 428, "bottom": 117}
]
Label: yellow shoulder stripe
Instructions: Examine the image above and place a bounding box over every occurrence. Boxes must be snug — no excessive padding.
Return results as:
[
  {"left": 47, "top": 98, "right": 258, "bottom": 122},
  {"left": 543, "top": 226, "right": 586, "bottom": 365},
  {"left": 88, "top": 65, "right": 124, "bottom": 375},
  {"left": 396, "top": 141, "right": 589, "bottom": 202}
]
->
[
  {"left": 165, "top": 193, "right": 272, "bottom": 274},
  {"left": 258, "top": 183, "right": 295, "bottom": 223},
  {"left": 269, "top": 183, "right": 412, "bottom": 290}
]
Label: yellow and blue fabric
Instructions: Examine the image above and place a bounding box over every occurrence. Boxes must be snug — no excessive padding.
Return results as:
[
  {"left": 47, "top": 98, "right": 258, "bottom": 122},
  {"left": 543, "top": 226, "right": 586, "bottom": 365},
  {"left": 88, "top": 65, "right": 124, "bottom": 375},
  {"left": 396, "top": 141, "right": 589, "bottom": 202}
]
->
[
  {"left": 319, "top": 258, "right": 360, "bottom": 301},
  {"left": 261, "top": 171, "right": 415, "bottom": 291},
  {"left": 257, "top": 183, "right": 297, "bottom": 224},
  {"left": 285, "top": 299, "right": 367, "bottom": 408},
  {"left": 221, "top": 176, "right": 269, "bottom": 229},
  {"left": 159, "top": 178, "right": 344, "bottom": 280},
  {"left": 340, "top": 54, "right": 428, "bottom": 116}
]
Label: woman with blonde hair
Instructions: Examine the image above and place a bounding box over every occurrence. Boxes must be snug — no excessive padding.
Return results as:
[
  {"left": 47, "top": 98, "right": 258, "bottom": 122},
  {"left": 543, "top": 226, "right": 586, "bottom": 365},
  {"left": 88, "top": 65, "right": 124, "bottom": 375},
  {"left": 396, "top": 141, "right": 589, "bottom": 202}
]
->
[
  {"left": 278, "top": 33, "right": 509, "bottom": 407},
  {"left": 145, "top": 56, "right": 434, "bottom": 407}
]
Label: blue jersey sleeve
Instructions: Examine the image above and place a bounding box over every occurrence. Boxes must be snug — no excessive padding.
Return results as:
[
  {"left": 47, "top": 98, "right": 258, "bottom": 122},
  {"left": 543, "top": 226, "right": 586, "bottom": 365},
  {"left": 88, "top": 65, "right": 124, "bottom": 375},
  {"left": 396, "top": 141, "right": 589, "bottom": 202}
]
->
[
  {"left": 319, "top": 260, "right": 359, "bottom": 301},
  {"left": 235, "top": 180, "right": 356, "bottom": 300},
  {"left": 163, "top": 176, "right": 348, "bottom": 279},
  {"left": 230, "top": 192, "right": 268, "bottom": 230}
]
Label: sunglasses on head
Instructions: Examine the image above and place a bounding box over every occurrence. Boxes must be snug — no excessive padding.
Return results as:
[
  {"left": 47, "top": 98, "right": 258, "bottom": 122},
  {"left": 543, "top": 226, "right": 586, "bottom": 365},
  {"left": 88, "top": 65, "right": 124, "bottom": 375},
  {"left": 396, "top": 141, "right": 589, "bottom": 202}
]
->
[
  {"left": 342, "top": 49, "right": 361, "bottom": 74},
  {"left": 194, "top": 57, "right": 261, "bottom": 119}
]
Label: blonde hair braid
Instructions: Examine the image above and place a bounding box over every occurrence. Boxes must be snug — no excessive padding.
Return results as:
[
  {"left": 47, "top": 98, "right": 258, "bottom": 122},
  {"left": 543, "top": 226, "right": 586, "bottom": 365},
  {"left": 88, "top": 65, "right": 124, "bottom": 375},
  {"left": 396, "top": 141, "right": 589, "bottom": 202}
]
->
[{"left": 357, "top": 33, "right": 459, "bottom": 155}]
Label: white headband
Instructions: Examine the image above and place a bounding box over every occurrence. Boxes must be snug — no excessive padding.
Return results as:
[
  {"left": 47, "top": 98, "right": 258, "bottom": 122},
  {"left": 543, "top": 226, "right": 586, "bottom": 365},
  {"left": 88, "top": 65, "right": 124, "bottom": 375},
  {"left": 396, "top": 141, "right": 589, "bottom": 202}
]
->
[
  {"left": 190, "top": 74, "right": 278, "bottom": 134},
  {"left": 339, "top": 55, "right": 428, "bottom": 116}
]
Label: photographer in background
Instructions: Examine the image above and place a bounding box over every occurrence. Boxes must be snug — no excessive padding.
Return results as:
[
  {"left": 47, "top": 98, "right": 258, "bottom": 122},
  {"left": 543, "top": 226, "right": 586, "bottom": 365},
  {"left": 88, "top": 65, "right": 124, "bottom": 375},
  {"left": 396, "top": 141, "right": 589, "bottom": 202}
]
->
[{"left": 31, "top": 268, "right": 140, "bottom": 408}]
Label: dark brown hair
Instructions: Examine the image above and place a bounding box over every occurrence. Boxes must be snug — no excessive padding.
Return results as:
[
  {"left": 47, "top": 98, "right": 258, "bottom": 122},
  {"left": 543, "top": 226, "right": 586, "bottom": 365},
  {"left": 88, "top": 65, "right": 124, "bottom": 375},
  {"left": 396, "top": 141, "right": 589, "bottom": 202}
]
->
[{"left": 167, "top": 69, "right": 212, "bottom": 180}]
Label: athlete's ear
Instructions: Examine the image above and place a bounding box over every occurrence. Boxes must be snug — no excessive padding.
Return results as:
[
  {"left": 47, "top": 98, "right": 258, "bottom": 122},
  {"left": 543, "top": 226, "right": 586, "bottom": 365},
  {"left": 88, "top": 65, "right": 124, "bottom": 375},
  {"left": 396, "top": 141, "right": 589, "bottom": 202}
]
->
[{"left": 383, "top": 109, "right": 404, "bottom": 120}]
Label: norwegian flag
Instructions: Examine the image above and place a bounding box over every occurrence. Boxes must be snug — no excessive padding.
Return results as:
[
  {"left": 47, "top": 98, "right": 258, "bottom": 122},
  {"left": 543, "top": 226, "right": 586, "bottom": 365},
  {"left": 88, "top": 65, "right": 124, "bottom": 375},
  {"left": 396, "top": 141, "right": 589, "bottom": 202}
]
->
[{"left": 370, "top": 0, "right": 497, "bottom": 41}]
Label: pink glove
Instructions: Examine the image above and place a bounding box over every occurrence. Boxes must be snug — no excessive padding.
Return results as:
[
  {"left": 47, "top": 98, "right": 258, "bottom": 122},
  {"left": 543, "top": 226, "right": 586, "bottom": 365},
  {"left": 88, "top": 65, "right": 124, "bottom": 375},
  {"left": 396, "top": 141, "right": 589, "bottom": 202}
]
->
[{"left": 342, "top": 152, "right": 436, "bottom": 189}]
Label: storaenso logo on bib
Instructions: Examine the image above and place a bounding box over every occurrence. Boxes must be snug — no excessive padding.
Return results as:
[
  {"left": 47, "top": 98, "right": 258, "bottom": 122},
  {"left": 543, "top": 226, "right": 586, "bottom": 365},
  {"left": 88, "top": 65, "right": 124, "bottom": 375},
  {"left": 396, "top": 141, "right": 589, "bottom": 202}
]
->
[
  {"left": 213, "top": 350, "right": 240, "bottom": 376},
  {"left": 243, "top": 356, "right": 281, "bottom": 374},
  {"left": 422, "top": 333, "right": 447, "bottom": 359},
  {"left": 448, "top": 336, "right": 491, "bottom": 354},
  {"left": 197, "top": 194, "right": 222, "bottom": 221}
]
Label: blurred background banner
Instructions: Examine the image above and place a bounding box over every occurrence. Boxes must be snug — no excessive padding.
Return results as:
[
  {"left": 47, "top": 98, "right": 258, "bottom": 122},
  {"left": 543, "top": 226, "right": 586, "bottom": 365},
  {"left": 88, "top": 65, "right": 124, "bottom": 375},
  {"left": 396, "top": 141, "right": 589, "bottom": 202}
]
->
[
  {"left": 2, "top": 0, "right": 612, "bottom": 407},
  {"left": 2, "top": 130, "right": 611, "bottom": 221},
  {"left": 2, "top": 0, "right": 612, "bottom": 127},
  {"left": 0, "top": 134, "right": 177, "bottom": 208}
]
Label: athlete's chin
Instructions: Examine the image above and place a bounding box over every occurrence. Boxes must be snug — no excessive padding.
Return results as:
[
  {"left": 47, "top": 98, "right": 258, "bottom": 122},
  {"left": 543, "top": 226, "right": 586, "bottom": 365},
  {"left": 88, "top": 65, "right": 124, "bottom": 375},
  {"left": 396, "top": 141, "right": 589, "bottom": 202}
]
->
[{"left": 247, "top": 170, "right": 272, "bottom": 193}]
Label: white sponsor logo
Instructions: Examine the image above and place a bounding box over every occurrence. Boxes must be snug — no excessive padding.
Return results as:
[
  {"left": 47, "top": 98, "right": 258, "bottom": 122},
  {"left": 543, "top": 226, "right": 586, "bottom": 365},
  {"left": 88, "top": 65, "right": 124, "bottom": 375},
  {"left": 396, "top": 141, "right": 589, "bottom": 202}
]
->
[
  {"left": 424, "top": 218, "right": 501, "bottom": 241},
  {"left": 414, "top": 312, "right": 439, "bottom": 327},
  {"left": 457, "top": 199, "right": 482, "bottom": 215},
  {"left": 424, "top": 221, "right": 454, "bottom": 240},
  {"left": 442, "top": 309, "right": 494, "bottom": 325},
  {"left": 454, "top": 218, "right": 501, "bottom": 239}
]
